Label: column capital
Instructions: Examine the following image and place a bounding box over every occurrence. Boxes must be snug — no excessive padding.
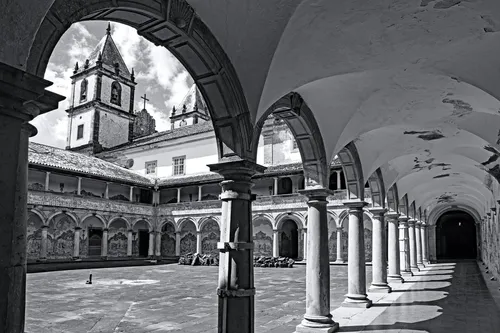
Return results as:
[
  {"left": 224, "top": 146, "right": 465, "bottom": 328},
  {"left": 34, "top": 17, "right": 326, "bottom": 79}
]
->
[
  {"left": 0, "top": 62, "right": 65, "bottom": 121},
  {"left": 208, "top": 159, "right": 266, "bottom": 180},
  {"left": 74, "top": 226, "right": 82, "bottom": 231},
  {"left": 490, "top": 207, "right": 496, "bottom": 214},
  {"left": 272, "top": 229, "right": 279, "bottom": 233},
  {"left": 102, "top": 228, "right": 109, "bottom": 232},
  {"left": 407, "top": 218, "right": 417, "bottom": 226},
  {"left": 343, "top": 199, "right": 368, "bottom": 210},
  {"left": 299, "top": 187, "right": 333, "bottom": 201},
  {"left": 368, "top": 207, "right": 387, "bottom": 216},
  {"left": 385, "top": 211, "right": 400, "bottom": 221},
  {"left": 398, "top": 215, "right": 409, "bottom": 223},
  {"left": 41, "top": 225, "right": 49, "bottom": 229}
]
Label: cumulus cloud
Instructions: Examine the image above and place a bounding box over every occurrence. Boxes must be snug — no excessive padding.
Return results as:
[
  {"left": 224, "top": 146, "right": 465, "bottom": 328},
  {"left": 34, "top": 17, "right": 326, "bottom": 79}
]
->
[{"left": 111, "top": 24, "right": 142, "bottom": 70}]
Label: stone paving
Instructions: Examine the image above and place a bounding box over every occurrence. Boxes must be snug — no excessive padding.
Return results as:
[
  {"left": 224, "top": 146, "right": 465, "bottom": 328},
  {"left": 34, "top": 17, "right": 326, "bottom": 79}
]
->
[{"left": 25, "top": 262, "right": 500, "bottom": 332}]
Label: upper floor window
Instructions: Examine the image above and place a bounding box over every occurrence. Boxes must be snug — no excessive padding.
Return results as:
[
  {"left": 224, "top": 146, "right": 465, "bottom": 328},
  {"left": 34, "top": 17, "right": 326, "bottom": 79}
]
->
[
  {"left": 110, "top": 81, "right": 121, "bottom": 106},
  {"left": 80, "top": 79, "right": 88, "bottom": 102},
  {"left": 145, "top": 160, "right": 157, "bottom": 175},
  {"left": 172, "top": 156, "right": 186, "bottom": 176},
  {"left": 77, "top": 124, "right": 84, "bottom": 140}
]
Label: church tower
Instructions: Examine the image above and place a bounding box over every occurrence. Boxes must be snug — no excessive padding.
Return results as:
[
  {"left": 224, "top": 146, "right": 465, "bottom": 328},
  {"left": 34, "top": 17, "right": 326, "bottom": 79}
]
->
[
  {"left": 66, "top": 23, "right": 136, "bottom": 154},
  {"left": 169, "top": 85, "right": 210, "bottom": 129}
]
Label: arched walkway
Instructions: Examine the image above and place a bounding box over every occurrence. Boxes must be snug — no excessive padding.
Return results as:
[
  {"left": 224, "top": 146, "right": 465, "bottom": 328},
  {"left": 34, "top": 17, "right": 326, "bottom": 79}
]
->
[
  {"left": 160, "top": 222, "right": 176, "bottom": 256},
  {"left": 47, "top": 213, "right": 77, "bottom": 259},
  {"left": 26, "top": 212, "right": 44, "bottom": 260},
  {"left": 279, "top": 219, "right": 299, "bottom": 259},
  {"left": 132, "top": 220, "right": 150, "bottom": 257},
  {"left": 436, "top": 211, "right": 477, "bottom": 260},
  {"left": 80, "top": 216, "right": 105, "bottom": 258},
  {"left": 200, "top": 219, "right": 220, "bottom": 255},
  {"left": 108, "top": 218, "right": 129, "bottom": 257},
  {"left": 253, "top": 217, "right": 273, "bottom": 257},
  {"left": 179, "top": 220, "right": 196, "bottom": 255}
]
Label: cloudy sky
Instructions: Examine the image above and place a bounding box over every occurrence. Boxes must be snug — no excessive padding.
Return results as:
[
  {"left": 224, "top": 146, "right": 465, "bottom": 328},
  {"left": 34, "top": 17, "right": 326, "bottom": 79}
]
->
[{"left": 31, "top": 21, "right": 194, "bottom": 148}]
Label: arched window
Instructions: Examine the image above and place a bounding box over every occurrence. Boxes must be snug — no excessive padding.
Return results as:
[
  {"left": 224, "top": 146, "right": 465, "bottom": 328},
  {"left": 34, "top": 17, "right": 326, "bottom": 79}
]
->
[
  {"left": 110, "top": 81, "right": 122, "bottom": 106},
  {"left": 80, "top": 79, "right": 88, "bottom": 102}
]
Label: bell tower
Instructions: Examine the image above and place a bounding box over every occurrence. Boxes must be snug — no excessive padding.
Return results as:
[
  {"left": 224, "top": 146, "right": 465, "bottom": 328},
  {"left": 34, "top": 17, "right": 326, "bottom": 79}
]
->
[{"left": 66, "top": 23, "right": 136, "bottom": 154}]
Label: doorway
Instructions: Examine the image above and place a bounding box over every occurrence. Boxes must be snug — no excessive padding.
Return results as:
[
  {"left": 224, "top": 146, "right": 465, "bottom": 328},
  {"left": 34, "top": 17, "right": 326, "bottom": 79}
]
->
[
  {"left": 88, "top": 228, "right": 102, "bottom": 257},
  {"left": 436, "top": 211, "right": 477, "bottom": 259},
  {"left": 138, "top": 230, "right": 149, "bottom": 257},
  {"left": 279, "top": 220, "right": 299, "bottom": 258}
]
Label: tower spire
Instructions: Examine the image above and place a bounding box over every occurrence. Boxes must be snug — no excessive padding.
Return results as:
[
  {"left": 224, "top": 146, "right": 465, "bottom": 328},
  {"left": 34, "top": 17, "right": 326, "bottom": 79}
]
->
[{"left": 106, "top": 22, "right": 111, "bottom": 35}]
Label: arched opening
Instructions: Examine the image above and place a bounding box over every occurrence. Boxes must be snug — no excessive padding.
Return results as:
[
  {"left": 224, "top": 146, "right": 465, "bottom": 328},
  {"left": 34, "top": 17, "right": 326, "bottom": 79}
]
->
[
  {"left": 277, "top": 177, "right": 293, "bottom": 195},
  {"left": 81, "top": 216, "right": 105, "bottom": 258},
  {"left": 132, "top": 220, "right": 150, "bottom": 257},
  {"left": 200, "top": 219, "right": 220, "bottom": 255},
  {"left": 436, "top": 210, "right": 477, "bottom": 259},
  {"left": 279, "top": 220, "right": 299, "bottom": 259},
  {"left": 108, "top": 218, "right": 128, "bottom": 257},
  {"left": 179, "top": 220, "right": 196, "bottom": 255},
  {"left": 27, "top": 212, "right": 44, "bottom": 260},
  {"left": 253, "top": 217, "right": 273, "bottom": 257},
  {"left": 160, "top": 222, "right": 176, "bottom": 257}
]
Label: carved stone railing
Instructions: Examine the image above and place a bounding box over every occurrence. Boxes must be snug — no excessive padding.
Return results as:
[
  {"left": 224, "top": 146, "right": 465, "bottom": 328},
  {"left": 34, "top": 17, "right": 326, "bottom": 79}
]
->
[{"left": 28, "top": 190, "right": 153, "bottom": 216}]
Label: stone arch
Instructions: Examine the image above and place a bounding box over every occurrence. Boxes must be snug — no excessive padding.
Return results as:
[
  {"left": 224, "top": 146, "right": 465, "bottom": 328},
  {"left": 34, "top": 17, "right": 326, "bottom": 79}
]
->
[
  {"left": 80, "top": 78, "right": 88, "bottom": 102},
  {"left": 275, "top": 212, "right": 305, "bottom": 230},
  {"left": 178, "top": 218, "right": 196, "bottom": 255},
  {"left": 197, "top": 216, "right": 220, "bottom": 232},
  {"left": 253, "top": 215, "right": 274, "bottom": 257},
  {"left": 337, "top": 141, "right": 365, "bottom": 200},
  {"left": 27, "top": 211, "right": 44, "bottom": 260},
  {"left": 80, "top": 215, "right": 106, "bottom": 258},
  {"left": 46, "top": 212, "right": 78, "bottom": 259},
  {"left": 160, "top": 220, "right": 176, "bottom": 256},
  {"left": 250, "top": 92, "right": 329, "bottom": 188},
  {"left": 199, "top": 217, "right": 220, "bottom": 255},
  {"left": 428, "top": 205, "right": 481, "bottom": 227},
  {"left": 279, "top": 219, "right": 300, "bottom": 259},
  {"left": 27, "top": 0, "right": 253, "bottom": 160},
  {"left": 367, "top": 168, "right": 385, "bottom": 208},
  {"left": 132, "top": 218, "right": 152, "bottom": 231},
  {"left": 29, "top": 208, "right": 46, "bottom": 224},
  {"left": 110, "top": 80, "right": 122, "bottom": 106},
  {"left": 108, "top": 216, "right": 131, "bottom": 230},
  {"left": 338, "top": 210, "right": 349, "bottom": 229},
  {"left": 108, "top": 217, "right": 129, "bottom": 257}
]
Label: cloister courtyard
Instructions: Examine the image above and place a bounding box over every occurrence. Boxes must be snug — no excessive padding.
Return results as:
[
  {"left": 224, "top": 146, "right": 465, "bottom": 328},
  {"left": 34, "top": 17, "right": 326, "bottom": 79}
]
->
[{"left": 25, "top": 262, "right": 500, "bottom": 333}]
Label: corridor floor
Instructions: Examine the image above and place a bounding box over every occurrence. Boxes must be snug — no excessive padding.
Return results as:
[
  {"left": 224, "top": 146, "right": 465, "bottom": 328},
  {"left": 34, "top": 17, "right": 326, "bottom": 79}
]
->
[{"left": 25, "top": 262, "right": 499, "bottom": 332}]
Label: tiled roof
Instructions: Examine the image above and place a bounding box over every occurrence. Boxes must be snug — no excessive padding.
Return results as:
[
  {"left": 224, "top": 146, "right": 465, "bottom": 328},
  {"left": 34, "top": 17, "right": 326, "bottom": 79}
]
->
[
  {"left": 97, "top": 122, "right": 214, "bottom": 154},
  {"left": 29, "top": 142, "right": 154, "bottom": 186}
]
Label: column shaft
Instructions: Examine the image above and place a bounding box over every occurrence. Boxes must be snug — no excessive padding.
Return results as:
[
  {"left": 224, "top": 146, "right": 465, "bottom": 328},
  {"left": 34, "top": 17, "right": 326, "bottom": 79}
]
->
[
  {"left": 40, "top": 227, "right": 48, "bottom": 259},
  {"left": 336, "top": 171, "right": 341, "bottom": 190},
  {"left": 156, "top": 232, "right": 162, "bottom": 257},
  {"left": 175, "top": 232, "right": 181, "bottom": 256},
  {"left": 335, "top": 228, "right": 344, "bottom": 263},
  {"left": 177, "top": 188, "right": 181, "bottom": 203},
  {"left": 421, "top": 226, "right": 429, "bottom": 264},
  {"left": 73, "top": 228, "right": 80, "bottom": 259},
  {"left": 102, "top": 229, "right": 108, "bottom": 257},
  {"left": 196, "top": 231, "right": 202, "bottom": 254},
  {"left": 105, "top": 182, "right": 109, "bottom": 199},
  {"left": 399, "top": 218, "right": 412, "bottom": 275},
  {"left": 369, "top": 209, "right": 391, "bottom": 293},
  {"left": 148, "top": 232, "right": 154, "bottom": 257},
  {"left": 272, "top": 230, "right": 279, "bottom": 257},
  {"left": 302, "top": 228, "right": 307, "bottom": 259},
  {"left": 44, "top": 171, "right": 50, "bottom": 191},
  {"left": 342, "top": 200, "right": 371, "bottom": 308},
  {"left": 415, "top": 223, "right": 423, "bottom": 267},
  {"left": 77, "top": 177, "right": 82, "bottom": 195},
  {"left": 408, "top": 220, "right": 419, "bottom": 272},
  {"left": 127, "top": 230, "right": 133, "bottom": 256},
  {"left": 129, "top": 186, "right": 134, "bottom": 202},
  {"left": 273, "top": 177, "right": 279, "bottom": 195},
  {"left": 386, "top": 214, "right": 403, "bottom": 283},
  {"left": 198, "top": 186, "right": 203, "bottom": 201}
]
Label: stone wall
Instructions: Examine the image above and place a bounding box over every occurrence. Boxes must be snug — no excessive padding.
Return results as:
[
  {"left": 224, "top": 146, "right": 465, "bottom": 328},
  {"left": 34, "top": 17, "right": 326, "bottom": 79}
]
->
[
  {"left": 47, "top": 214, "right": 75, "bottom": 259},
  {"left": 200, "top": 220, "right": 219, "bottom": 255},
  {"left": 161, "top": 223, "right": 176, "bottom": 256},
  {"left": 180, "top": 221, "right": 196, "bottom": 254},
  {"left": 108, "top": 219, "right": 128, "bottom": 257},
  {"left": 27, "top": 212, "right": 43, "bottom": 260},
  {"left": 253, "top": 219, "right": 273, "bottom": 257},
  {"left": 482, "top": 217, "right": 500, "bottom": 282}
]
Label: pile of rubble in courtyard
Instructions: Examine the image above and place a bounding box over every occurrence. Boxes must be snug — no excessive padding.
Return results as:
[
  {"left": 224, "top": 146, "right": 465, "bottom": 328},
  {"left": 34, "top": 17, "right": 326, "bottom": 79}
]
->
[
  {"left": 178, "top": 253, "right": 295, "bottom": 268},
  {"left": 253, "top": 256, "right": 295, "bottom": 268}
]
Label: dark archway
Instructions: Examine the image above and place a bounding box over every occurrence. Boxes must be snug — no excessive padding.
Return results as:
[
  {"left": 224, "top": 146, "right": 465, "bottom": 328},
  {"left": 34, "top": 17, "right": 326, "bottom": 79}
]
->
[
  {"left": 436, "top": 211, "right": 477, "bottom": 259},
  {"left": 279, "top": 220, "right": 299, "bottom": 259}
]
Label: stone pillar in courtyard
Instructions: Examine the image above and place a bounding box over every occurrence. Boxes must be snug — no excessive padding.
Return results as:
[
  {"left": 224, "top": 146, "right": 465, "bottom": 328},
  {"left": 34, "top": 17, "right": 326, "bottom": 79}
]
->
[
  {"left": 296, "top": 188, "right": 339, "bottom": 332},
  {"left": 272, "top": 229, "right": 279, "bottom": 257},
  {"left": 73, "top": 227, "right": 81, "bottom": 259},
  {"left": 40, "top": 225, "right": 48, "bottom": 260},
  {"left": 421, "top": 225, "right": 429, "bottom": 264},
  {"left": 127, "top": 230, "right": 133, "bottom": 256},
  {"left": 175, "top": 231, "right": 181, "bottom": 256},
  {"left": 156, "top": 231, "right": 162, "bottom": 257},
  {"left": 196, "top": 231, "right": 202, "bottom": 254},
  {"left": 335, "top": 227, "right": 344, "bottom": 263},
  {"left": 342, "top": 200, "right": 372, "bottom": 308},
  {"left": 208, "top": 160, "right": 265, "bottom": 333},
  {"left": 302, "top": 228, "right": 307, "bottom": 259},
  {"left": 148, "top": 231, "right": 154, "bottom": 258},
  {"left": 368, "top": 207, "right": 391, "bottom": 293},
  {"left": 386, "top": 212, "right": 403, "bottom": 283},
  {"left": 407, "top": 219, "right": 419, "bottom": 272},
  {"left": 415, "top": 222, "right": 424, "bottom": 268},
  {"left": 101, "top": 229, "right": 108, "bottom": 258},
  {"left": 398, "top": 216, "right": 412, "bottom": 276}
]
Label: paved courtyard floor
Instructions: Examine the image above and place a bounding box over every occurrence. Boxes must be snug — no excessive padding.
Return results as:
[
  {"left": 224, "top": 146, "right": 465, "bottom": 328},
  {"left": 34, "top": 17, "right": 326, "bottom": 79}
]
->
[{"left": 26, "top": 261, "right": 500, "bottom": 332}]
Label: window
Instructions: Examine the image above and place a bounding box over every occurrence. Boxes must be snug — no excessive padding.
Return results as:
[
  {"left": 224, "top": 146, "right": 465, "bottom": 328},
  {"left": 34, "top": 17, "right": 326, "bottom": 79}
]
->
[
  {"left": 80, "top": 79, "right": 88, "bottom": 102},
  {"left": 110, "top": 81, "right": 122, "bottom": 106},
  {"left": 77, "top": 124, "right": 84, "bottom": 140},
  {"left": 172, "top": 156, "right": 185, "bottom": 176},
  {"left": 145, "top": 160, "right": 157, "bottom": 175}
]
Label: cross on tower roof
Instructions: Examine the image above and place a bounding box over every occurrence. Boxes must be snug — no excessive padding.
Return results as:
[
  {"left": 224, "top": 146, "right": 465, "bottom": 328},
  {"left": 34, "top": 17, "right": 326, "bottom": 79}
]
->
[{"left": 141, "top": 93, "right": 149, "bottom": 110}]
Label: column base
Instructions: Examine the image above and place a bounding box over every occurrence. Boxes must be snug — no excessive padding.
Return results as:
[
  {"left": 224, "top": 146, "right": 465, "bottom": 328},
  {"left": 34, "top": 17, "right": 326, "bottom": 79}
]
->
[
  {"left": 296, "top": 317, "right": 339, "bottom": 333},
  {"left": 410, "top": 265, "right": 420, "bottom": 272},
  {"left": 72, "top": 257, "right": 81, "bottom": 261},
  {"left": 401, "top": 270, "right": 413, "bottom": 277},
  {"left": 368, "top": 284, "right": 392, "bottom": 293},
  {"left": 417, "top": 263, "right": 426, "bottom": 269},
  {"left": 342, "top": 295, "right": 372, "bottom": 308},
  {"left": 334, "top": 260, "right": 346, "bottom": 264},
  {"left": 101, "top": 256, "right": 108, "bottom": 260},
  {"left": 387, "top": 275, "right": 405, "bottom": 283}
]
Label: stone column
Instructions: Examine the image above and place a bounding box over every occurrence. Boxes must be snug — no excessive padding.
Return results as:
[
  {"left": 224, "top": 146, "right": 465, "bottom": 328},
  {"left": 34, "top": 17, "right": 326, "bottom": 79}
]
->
[
  {"left": 386, "top": 212, "right": 403, "bottom": 283},
  {"left": 148, "top": 231, "right": 154, "bottom": 258},
  {"left": 174, "top": 231, "right": 181, "bottom": 256},
  {"left": 272, "top": 229, "right": 280, "bottom": 257},
  {"left": 336, "top": 171, "right": 341, "bottom": 190},
  {"left": 156, "top": 231, "right": 162, "bottom": 257},
  {"left": 104, "top": 182, "right": 109, "bottom": 199},
  {"left": 273, "top": 177, "right": 279, "bottom": 195},
  {"left": 44, "top": 171, "right": 51, "bottom": 191},
  {"left": 342, "top": 200, "right": 371, "bottom": 308},
  {"left": 40, "top": 226, "right": 48, "bottom": 260},
  {"left": 408, "top": 219, "right": 419, "bottom": 272},
  {"left": 428, "top": 225, "right": 436, "bottom": 262},
  {"left": 415, "top": 222, "right": 424, "bottom": 268},
  {"left": 208, "top": 160, "right": 265, "bottom": 333},
  {"left": 368, "top": 207, "right": 391, "bottom": 293},
  {"left": 196, "top": 231, "right": 202, "bottom": 254},
  {"left": 77, "top": 177, "right": 82, "bottom": 195},
  {"left": 73, "top": 227, "right": 81, "bottom": 259},
  {"left": 399, "top": 216, "right": 412, "bottom": 276},
  {"left": 421, "top": 225, "right": 429, "bottom": 264},
  {"left": 127, "top": 230, "right": 133, "bottom": 256},
  {"left": 302, "top": 228, "right": 307, "bottom": 259},
  {"left": 101, "top": 229, "right": 108, "bottom": 258},
  {"left": 335, "top": 227, "right": 344, "bottom": 263},
  {"left": 296, "top": 188, "right": 339, "bottom": 332},
  {"left": 198, "top": 185, "right": 203, "bottom": 201},
  {"left": 129, "top": 186, "right": 134, "bottom": 202},
  {"left": 177, "top": 188, "right": 181, "bottom": 203}
]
